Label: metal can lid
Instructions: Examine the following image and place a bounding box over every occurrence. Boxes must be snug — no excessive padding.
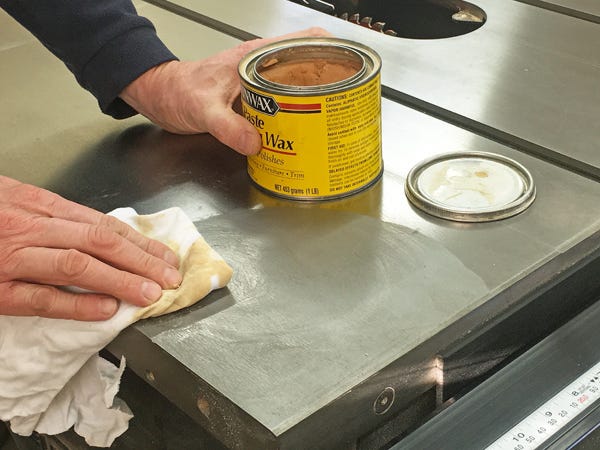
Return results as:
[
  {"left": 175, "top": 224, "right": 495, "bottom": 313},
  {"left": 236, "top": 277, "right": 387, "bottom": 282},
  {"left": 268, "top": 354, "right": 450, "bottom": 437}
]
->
[
  {"left": 239, "top": 37, "right": 381, "bottom": 96},
  {"left": 404, "top": 152, "right": 536, "bottom": 222},
  {"left": 253, "top": 43, "right": 367, "bottom": 92}
]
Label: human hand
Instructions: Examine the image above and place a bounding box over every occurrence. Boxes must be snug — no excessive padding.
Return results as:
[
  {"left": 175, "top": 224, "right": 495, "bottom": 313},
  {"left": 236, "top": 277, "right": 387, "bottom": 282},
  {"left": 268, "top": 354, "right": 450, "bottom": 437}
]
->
[
  {"left": 120, "top": 27, "right": 330, "bottom": 155},
  {"left": 0, "top": 176, "right": 182, "bottom": 321}
]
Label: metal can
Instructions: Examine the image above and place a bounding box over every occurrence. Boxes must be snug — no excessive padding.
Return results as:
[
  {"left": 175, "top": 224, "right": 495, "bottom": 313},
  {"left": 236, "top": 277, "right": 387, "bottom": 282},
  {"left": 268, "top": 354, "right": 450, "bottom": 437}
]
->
[{"left": 238, "top": 37, "right": 383, "bottom": 200}]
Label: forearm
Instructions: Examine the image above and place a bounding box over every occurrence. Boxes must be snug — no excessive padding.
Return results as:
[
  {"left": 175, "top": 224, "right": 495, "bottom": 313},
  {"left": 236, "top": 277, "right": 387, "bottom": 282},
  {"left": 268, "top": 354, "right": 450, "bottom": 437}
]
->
[{"left": 0, "top": 0, "right": 177, "bottom": 118}]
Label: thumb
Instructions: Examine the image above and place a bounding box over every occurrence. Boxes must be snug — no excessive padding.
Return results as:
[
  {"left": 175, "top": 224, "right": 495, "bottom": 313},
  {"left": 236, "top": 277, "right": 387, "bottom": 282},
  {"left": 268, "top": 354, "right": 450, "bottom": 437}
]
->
[{"left": 206, "top": 106, "right": 262, "bottom": 155}]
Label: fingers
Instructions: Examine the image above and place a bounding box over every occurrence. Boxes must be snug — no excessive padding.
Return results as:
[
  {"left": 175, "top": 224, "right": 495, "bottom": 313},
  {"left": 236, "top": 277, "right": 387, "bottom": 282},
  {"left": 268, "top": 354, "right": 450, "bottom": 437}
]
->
[
  {"left": 64, "top": 207, "right": 180, "bottom": 268},
  {"left": 6, "top": 181, "right": 180, "bottom": 267},
  {"left": 0, "top": 281, "right": 118, "bottom": 321},
  {"left": 96, "top": 214, "right": 180, "bottom": 268},
  {"left": 0, "top": 175, "right": 20, "bottom": 188},
  {"left": 11, "top": 247, "right": 164, "bottom": 308},
  {"left": 261, "top": 26, "right": 332, "bottom": 42},
  {"left": 27, "top": 217, "right": 182, "bottom": 289},
  {"left": 206, "top": 105, "right": 263, "bottom": 155},
  {"left": 241, "top": 27, "right": 332, "bottom": 55},
  {"left": 0, "top": 179, "right": 181, "bottom": 320}
]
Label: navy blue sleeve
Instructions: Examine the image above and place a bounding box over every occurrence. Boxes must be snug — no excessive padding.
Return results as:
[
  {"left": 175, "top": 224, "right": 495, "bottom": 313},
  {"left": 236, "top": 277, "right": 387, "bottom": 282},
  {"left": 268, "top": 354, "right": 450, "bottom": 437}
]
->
[{"left": 0, "top": 0, "right": 178, "bottom": 118}]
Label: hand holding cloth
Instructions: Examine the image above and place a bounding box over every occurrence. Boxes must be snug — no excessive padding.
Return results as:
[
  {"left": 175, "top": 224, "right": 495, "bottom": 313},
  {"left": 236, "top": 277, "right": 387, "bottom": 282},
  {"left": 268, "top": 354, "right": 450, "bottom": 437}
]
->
[{"left": 0, "top": 207, "right": 233, "bottom": 447}]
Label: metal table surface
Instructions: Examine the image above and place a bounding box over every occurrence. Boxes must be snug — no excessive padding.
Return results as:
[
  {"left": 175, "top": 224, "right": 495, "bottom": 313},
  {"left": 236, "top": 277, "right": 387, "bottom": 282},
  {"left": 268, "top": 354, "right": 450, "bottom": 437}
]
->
[
  {"left": 149, "top": 0, "right": 600, "bottom": 180},
  {"left": 2, "top": 3, "right": 600, "bottom": 449},
  {"left": 516, "top": 0, "right": 600, "bottom": 22}
]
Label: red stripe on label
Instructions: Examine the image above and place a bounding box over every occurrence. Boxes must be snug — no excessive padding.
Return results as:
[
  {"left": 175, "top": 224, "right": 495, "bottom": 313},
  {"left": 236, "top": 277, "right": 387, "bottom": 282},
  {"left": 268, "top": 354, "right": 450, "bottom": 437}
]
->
[
  {"left": 278, "top": 102, "right": 321, "bottom": 110},
  {"left": 280, "top": 109, "right": 322, "bottom": 114},
  {"left": 262, "top": 147, "right": 297, "bottom": 156}
]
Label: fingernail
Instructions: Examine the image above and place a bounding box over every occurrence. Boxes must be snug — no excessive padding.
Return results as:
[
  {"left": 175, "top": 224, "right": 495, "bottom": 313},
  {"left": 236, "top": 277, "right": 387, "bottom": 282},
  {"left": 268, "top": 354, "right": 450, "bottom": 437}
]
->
[
  {"left": 164, "top": 268, "right": 182, "bottom": 289},
  {"left": 142, "top": 281, "right": 163, "bottom": 303},
  {"left": 100, "top": 298, "right": 118, "bottom": 317},
  {"left": 163, "top": 250, "right": 180, "bottom": 267}
]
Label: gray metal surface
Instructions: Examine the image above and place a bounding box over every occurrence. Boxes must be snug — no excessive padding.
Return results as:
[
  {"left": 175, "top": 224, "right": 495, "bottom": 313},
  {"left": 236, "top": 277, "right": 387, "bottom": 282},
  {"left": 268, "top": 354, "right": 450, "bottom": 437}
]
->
[
  {"left": 150, "top": 0, "right": 600, "bottom": 178},
  {"left": 3, "top": 3, "right": 600, "bottom": 449},
  {"left": 394, "top": 297, "right": 600, "bottom": 450},
  {"left": 516, "top": 0, "right": 600, "bottom": 22},
  {"left": 140, "top": 208, "right": 490, "bottom": 436}
]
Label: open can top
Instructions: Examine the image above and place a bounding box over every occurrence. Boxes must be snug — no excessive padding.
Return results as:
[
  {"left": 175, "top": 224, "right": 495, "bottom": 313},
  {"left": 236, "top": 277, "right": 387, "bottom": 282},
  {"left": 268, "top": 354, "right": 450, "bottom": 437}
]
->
[{"left": 405, "top": 151, "right": 536, "bottom": 222}]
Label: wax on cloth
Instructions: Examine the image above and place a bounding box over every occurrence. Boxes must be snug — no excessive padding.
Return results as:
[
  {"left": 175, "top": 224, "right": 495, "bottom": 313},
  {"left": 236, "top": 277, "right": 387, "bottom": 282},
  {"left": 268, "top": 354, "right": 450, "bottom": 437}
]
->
[{"left": 0, "top": 207, "right": 233, "bottom": 447}]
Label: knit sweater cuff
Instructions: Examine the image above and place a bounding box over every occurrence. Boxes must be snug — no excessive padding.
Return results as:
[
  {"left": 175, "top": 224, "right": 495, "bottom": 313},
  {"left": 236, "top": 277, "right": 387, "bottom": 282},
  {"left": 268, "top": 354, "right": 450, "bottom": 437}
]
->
[{"left": 80, "top": 26, "right": 177, "bottom": 119}]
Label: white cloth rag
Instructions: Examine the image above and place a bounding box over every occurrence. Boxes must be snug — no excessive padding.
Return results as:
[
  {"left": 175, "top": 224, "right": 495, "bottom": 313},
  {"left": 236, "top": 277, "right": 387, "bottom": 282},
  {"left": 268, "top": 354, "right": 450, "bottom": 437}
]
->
[{"left": 0, "top": 207, "right": 233, "bottom": 447}]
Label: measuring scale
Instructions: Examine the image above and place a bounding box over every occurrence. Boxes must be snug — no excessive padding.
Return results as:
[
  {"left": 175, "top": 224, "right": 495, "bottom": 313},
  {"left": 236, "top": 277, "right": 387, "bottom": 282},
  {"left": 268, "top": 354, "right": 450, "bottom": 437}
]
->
[{"left": 488, "top": 362, "right": 600, "bottom": 449}]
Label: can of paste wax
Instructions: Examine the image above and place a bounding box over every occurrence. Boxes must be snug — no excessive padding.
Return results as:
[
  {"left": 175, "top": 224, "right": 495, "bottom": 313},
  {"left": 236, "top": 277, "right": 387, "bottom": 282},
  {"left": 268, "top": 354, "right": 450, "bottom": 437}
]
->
[{"left": 238, "top": 37, "right": 382, "bottom": 200}]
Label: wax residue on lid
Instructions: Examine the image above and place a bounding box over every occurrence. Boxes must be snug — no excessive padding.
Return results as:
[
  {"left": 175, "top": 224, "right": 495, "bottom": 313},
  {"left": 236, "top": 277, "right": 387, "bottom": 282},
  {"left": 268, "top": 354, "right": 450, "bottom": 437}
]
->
[{"left": 416, "top": 157, "right": 526, "bottom": 211}]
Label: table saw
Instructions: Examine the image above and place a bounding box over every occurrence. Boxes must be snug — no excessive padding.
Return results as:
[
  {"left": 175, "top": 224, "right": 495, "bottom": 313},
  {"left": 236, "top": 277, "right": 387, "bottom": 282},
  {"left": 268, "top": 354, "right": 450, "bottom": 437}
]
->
[{"left": 1, "top": 1, "right": 599, "bottom": 448}]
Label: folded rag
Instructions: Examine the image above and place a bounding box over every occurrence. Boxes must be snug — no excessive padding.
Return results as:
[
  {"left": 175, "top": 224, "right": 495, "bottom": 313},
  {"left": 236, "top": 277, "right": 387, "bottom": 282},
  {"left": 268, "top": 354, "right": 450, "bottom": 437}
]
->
[{"left": 0, "top": 207, "right": 233, "bottom": 447}]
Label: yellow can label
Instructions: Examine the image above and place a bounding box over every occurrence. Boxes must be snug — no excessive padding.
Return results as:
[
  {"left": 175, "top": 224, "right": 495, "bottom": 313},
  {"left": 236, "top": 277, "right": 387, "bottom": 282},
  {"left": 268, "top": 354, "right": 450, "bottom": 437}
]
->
[{"left": 241, "top": 74, "right": 382, "bottom": 199}]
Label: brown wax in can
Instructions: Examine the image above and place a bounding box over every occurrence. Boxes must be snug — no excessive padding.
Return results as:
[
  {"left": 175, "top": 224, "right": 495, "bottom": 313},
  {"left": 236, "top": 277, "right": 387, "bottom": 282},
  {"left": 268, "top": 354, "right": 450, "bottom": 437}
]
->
[{"left": 258, "top": 58, "right": 362, "bottom": 86}]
